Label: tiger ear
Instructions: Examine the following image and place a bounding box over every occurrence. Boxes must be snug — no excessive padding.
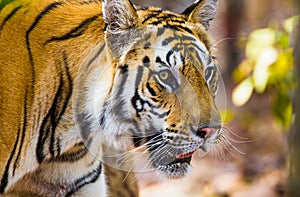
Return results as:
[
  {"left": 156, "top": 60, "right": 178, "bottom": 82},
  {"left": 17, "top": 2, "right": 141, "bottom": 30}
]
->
[
  {"left": 182, "top": 0, "right": 218, "bottom": 30},
  {"left": 102, "top": 0, "right": 138, "bottom": 32}
]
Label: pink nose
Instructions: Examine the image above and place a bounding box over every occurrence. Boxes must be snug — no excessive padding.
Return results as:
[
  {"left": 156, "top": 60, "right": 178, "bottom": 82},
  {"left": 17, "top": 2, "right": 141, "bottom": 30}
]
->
[{"left": 196, "top": 127, "right": 219, "bottom": 138}]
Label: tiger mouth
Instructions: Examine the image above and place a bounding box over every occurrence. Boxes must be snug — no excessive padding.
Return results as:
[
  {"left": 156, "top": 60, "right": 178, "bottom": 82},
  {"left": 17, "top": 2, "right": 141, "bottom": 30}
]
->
[
  {"left": 165, "top": 149, "right": 196, "bottom": 166},
  {"left": 176, "top": 149, "right": 197, "bottom": 159},
  {"left": 169, "top": 155, "right": 192, "bottom": 165},
  {"left": 155, "top": 149, "right": 197, "bottom": 178}
]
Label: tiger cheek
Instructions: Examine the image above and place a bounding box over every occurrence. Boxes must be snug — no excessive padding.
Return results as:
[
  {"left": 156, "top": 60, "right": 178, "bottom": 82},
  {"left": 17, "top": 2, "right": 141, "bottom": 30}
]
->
[{"left": 164, "top": 96, "right": 181, "bottom": 126}]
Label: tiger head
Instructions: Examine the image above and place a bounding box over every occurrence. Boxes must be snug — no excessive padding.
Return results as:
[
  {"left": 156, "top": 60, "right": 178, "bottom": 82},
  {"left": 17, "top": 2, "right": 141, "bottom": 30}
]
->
[{"left": 75, "top": 0, "right": 222, "bottom": 179}]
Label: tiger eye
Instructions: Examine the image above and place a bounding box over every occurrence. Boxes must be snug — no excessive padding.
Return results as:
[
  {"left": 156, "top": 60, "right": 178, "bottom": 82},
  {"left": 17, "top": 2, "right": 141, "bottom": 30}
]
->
[{"left": 159, "top": 70, "right": 169, "bottom": 80}]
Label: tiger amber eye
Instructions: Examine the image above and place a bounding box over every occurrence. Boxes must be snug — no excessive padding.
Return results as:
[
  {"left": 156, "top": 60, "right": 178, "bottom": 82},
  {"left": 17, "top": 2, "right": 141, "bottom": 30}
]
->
[{"left": 159, "top": 71, "right": 169, "bottom": 80}]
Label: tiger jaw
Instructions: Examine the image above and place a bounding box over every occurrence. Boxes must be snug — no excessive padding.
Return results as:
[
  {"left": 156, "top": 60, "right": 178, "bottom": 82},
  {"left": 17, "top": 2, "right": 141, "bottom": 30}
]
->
[
  {"left": 155, "top": 148, "right": 198, "bottom": 178},
  {"left": 157, "top": 160, "right": 192, "bottom": 179},
  {"left": 149, "top": 129, "right": 220, "bottom": 179},
  {"left": 155, "top": 147, "right": 208, "bottom": 178}
]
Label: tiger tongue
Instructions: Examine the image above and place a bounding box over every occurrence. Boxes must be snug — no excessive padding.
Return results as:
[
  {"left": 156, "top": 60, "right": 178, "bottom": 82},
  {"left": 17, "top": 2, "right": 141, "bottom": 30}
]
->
[{"left": 176, "top": 150, "right": 197, "bottom": 159}]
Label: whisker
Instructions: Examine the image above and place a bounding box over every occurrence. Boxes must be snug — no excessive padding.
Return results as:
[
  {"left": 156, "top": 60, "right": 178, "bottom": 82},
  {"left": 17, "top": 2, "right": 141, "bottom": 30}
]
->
[
  {"left": 222, "top": 127, "right": 252, "bottom": 142},
  {"left": 149, "top": 145, "right": 170, "bottom": 165},
  {"left": 122, "top": 150, "right": 149, "bottom": 183},
  {"left": 215, "top": 143, "right": 233, "bottom": 167},
  {"left": 212, "top": 37, "right": 237, "bottom": 48},
  {"left": 223, "top": 136, "right": 246, "bottom": 155},
  {"left": 106, "top": 135, "right": 163, "bottom": 158}
]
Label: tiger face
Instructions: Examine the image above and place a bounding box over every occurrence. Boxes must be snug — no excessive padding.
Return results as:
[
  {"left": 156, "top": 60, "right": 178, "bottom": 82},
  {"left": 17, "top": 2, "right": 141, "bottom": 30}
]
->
[{"left": 76, "top": 0, "right": 221, "bottom": 179}]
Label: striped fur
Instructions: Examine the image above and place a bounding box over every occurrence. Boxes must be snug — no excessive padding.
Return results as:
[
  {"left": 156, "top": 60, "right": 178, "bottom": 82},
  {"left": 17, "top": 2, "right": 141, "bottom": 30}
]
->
[{"left": 0, "top": 0, "right": 220, "bottom": 196}]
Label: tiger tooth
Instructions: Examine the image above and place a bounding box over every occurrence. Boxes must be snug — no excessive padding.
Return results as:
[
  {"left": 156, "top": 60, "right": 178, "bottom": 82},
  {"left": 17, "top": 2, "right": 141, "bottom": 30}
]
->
[
  {"left": 168, "top": 152, "right": 174, "bottom": 157},
  {"left": 176, "top": 150, "right": 196, "bottom": 159}
]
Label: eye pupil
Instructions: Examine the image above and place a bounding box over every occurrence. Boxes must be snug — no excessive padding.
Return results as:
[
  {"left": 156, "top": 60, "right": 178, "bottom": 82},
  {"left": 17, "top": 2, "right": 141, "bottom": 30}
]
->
[{"left": 159, "top": 71, "right": 169, "bottom": 80}]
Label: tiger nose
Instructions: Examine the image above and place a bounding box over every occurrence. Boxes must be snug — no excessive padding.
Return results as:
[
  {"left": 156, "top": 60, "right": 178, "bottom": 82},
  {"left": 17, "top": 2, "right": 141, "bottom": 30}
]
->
[{"left": 196, "top": 127, "right": 220, "bottom": 138}]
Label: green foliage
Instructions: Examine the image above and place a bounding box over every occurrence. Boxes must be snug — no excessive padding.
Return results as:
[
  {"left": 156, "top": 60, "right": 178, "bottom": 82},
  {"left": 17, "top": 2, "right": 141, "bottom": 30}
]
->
[
  {"left": 232, "top": 15, "right": 299, "bottom": 130},
  {"left": 0, "top": 0, "right": 17, "bottom": 12}
]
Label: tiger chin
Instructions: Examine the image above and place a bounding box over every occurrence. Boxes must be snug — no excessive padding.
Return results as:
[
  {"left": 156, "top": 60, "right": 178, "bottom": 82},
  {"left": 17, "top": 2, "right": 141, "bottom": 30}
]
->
[{"left": 0, "top": 0, "right": 222, "bottom": 196}]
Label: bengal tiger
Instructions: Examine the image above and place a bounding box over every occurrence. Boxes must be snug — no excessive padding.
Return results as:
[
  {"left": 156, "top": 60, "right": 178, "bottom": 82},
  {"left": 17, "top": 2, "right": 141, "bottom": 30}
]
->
[{"left": 0, "top": 0, "right": 222, "bottom": 196}]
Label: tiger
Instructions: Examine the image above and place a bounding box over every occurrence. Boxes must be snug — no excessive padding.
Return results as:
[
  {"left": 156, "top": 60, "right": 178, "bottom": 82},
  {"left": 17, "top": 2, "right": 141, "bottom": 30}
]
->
[{"left": 0, "top": 0, "right": 222, "bottom": 196}]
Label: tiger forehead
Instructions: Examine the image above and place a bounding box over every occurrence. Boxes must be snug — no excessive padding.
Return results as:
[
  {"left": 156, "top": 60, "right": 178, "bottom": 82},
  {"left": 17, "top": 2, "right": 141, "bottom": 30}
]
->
[
  {"left": 135, "top": 7, "right": 212, "bottom": 49},
  {"left": 137, "top": 7, "right": 187, "bottom": 25}
]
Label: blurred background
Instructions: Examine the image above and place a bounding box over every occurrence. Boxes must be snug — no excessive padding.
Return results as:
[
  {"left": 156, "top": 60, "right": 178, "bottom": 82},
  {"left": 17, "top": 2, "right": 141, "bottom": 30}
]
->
[{"left": 130, "top": 0, "right": 299, "bottom": 196}]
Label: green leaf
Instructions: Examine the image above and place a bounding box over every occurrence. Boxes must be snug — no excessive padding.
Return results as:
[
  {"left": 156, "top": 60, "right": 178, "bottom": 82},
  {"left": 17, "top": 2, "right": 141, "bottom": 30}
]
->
[
  {"left": 283, "top": 15, "right": 300, "bottom": 33},
  {"left": 246, "top": 28, "right": 276, "bottom": 60},
  {"left": 232, "top": 59, "right": 254, "bottom": 83},
  {"left": 268, "top": 48, "right": 294, "bottom": 83},
  {"left": 232, "top": 77, "right": 254, "bottom": 107},
  {"left": 219, "top": 109, "right": 235, "bottom": 124},
  {"left": 253, "top": 47, "right": 278, "bottom": 93},
  {"left": 272, "top": 90, "right": 293, "bottom": 131}
]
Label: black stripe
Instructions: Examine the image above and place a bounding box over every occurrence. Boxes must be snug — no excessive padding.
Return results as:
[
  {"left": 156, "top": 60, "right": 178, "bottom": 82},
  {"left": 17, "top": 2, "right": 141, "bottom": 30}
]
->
[
  {"left": 158, "top": 110, "right": 170, "bottom": 118},
  {"left": 77, "top": 111, "right": 94, "bottom": 141},
  {"left": 12, "top": 89, "right": 29, "bottom": 176},
  {"left": 141, "top": 10, "right": 162, "bottom": 24},
  {"left": 157, "top": 27, "right": 165, "bottom": 37},
  {"left": 79, "top": 0, "right": 102, "bottom": 5},
  {"left": 131, "top": 89, "right": 145, "bottom": 118},
  {"left": 56, "top": 137, "right": 61, "bottom": 156},
  {"left": 205, "top": 66, "right": 215, "bottom": 81},
  {"left": 116, "top": 65, "right": 129, "bottom": 99},
  {"left": 87, "top": 43, "right": 105, "bottom": 68},
  {"left": 36, "top": 52, "right": 73, "bottom": 163},
  {"left": 174, "top": 25, "right": 194, "bottom": 34},
  {"left": 181, "top": 0, "right": 203, "bottom": 16},
  {"left": 136, "top": 5, "right": 150, "bottom": 11},
  {"left": 49, "top": 52, "right": 73, "bottom": 157},
  {"left": 0, "top": 5, "right": 22, "bottom": 32},
  {"left": 99, "top": 104, "right": 107, "bottom": 128},
  {"left": 0, "top": 128, "right": 20, "bottom": 194},
  {"left": 162, "top": 23, "right": 193, "bottom": 34},
  {"left": 162, "top": 36, "right": 176, "bottom": 46},
  {"left": 143, "top": 12, "right": 181, "bottom": 25},
  {"left": 144, "top": 42, "right": 151, "bottom": 49},
  {"left": 49, "top": 142, "right": 89, "bottom": 163},
  {"left": 24, "top": 1, "right": 63, "bottom": 163},
  {"left": 166, "top": 50, "right": 174, "bottom": 67},
  {"left": 44, "top": 15, "right": 99, "bottom": 45},
  {"left": 150, "top": 15, "right": 185, "bottom": 25},
  {"left": 143, "top": 56, "right": 150, "bottom": 64},
  {"left": 65, "top": 161, "right": 102, "bottom": 197},
  {"left": 134, "top": 66, "right": 143, "bottom": 89},
  {"left": 25, "top": 2, "right": 63, "bottom": 124},
  {"left": 149, "top": 109, "right": 170, "bottom": 119},
  {"left": 128, "top": 0, "right": 137, "bottom": 12},
  {"left": 36, "top": 110, "right": 51, "bottom": 162},
  {"left": 155, "top": 56, "right": 164, "bottom": 64},
  {"left": 167, "top": 19, "right": 186, "bottom": 24},
  {"left": 39, "top": 74, "right": 64, "bottom": 160},
  {"left": 180, "top": 34, "right": 197, "bottom": 42},
  {"left": 1, "top": 67, "right": 31, "bottom": 193},
  {"left": 133, "top": 135, "right": 144, "bottom": 147},
  {"left": 155, "top": 21, "right": 194, "bottom": 35},
  {"left": 188, "top": 42, "right": 206, "bottom": 54},
  {"left": 110, "top": 64, "right": 129, "bottom": 120},
  {"left": 146, "top": 82, "right": 156, "bottom": 96},
  {"left": 120, "top": 64, "right": 128, "bottom": 74},
  {"left": 26, "top": 2, "right": 63, "bottom": 67}
]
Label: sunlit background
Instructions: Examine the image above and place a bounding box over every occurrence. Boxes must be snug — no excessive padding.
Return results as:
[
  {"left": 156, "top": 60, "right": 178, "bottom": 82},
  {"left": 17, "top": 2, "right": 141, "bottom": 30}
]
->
[{"left": 130, "top": 0, "right": 299, "bottom": 196}]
